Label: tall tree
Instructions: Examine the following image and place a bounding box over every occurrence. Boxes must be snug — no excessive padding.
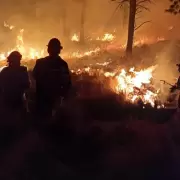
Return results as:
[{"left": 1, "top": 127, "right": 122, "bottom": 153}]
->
[
  {"left": 74, "top": 0, "right": 87, "bottom": 44},
  {"left": 80, "top": 0, "right": 86, "bottom": 44},
  {"left": 126, "top": 0, "right": 136, "bottom": 56},
  {"left": 60, "top": 1, "right": 68, "bottom": 38},
  {"left": 122, "top": 3, "right": 129, "bottom": 28},
  {"left": 112, "top": 0, "right": 151, "bottom": 57},
  {"left": 166, "top": 0, "right": 180, "bottom": 14}
]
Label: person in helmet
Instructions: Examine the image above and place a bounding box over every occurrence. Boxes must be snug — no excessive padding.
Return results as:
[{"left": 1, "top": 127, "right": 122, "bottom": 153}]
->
[
  {"left": 33, "top": 38, "right": 71, "bottom": 118},
  {"left": 176, "top": 64, "right": 180, "bottom": 110},
  {"left": 170, "top": 64, "right": 180, "bottom": 110},
  {"left": 0, "top": 51, "right": 30, "bottom": 110}
]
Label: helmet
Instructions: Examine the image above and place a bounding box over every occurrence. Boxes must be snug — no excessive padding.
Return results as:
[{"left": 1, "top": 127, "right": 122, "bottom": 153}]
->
[
  {"left": 47, "top": 38, "right": 63, "bottom": 49},
  {"left": 7, "top": 51, "right": 22, "bottom": 64}
]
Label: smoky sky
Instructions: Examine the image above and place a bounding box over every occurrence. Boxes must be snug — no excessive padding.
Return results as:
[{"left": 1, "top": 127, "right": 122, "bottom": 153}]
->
[{"left": 0, "top": 0, "right": 179, "bottom": 45}]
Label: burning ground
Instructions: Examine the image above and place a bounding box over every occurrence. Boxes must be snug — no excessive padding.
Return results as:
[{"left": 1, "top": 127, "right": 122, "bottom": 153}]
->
[
  {"left": 1, "top": 29, "right": 180, "bottom": 180},
  {"left": 0, "top": 24, "right": 179, "bottom": 108},
  {"left": 0, "top": 83, "right": 180, "bottom": 179},
  {"left": 69, "top": 65, "right": 161, "bottom": 107}
]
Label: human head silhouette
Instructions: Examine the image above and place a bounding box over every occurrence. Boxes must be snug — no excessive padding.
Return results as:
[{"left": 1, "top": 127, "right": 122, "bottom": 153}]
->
[
  {"left": 47, "top": 38, "right": 63, "bottom": 56},
  {"left": 7, "top": 51, "right": 22, "bottom": 67}
]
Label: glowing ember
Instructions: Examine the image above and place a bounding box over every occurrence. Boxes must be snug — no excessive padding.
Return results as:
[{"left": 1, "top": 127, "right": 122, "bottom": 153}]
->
[
  {"left": 96, "top": 62, "right": 111, "bottom": 66},
  {"left": 72, "top": 65, "right": 160, "bottom": 107},
  {"left": 114, "top": 66, "right": 158, "bottom": 106},
  {"left": 0, "top": 26, "right": 165, "bottom": 107},
  {"left": 96, "top": 33, "right": 115, "bottom": 42},
  {"left": 4, "top": 21, "right": 14, "bottom": 30},
  {"left": 0, "top": 29, "right": 45, "bottom": 61},
  {"left": 70, "top": 33, "right": 115, "bottom": 42},
  {"left": 67, "top": 47, "right": 101, "bottom": 59},
  {"left": 101, "top": 33, "right": 115, "bottom": 42},
  {"left": 133, "top": 36, "right": 165, "bottom": 47},
  {"left": 71, "top": 33, "right": 79, "bottom": 42},
  {"left": 0, "top": 27, "right": 165, "bottom": 61}
]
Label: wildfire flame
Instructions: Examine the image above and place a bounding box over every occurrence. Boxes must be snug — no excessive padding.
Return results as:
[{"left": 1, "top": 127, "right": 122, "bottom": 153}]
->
[
  {"left": 114, "top": 66, "right": 158, "bottom": 106},
  {"left": 71, "top": 33, "right": 115, "bottom": 42},
  {"left": 96, "top": 33, "right": 115, "bottom": 42},
  {"left": 0, "top": 25, "right": 165, "bottom": 61},
  {"left": 0, "top": 29, "right": 45, "bottom": 61},
  {"left": 4, "top": 21, "right": 14, "bottom": 30},
  {"left": 73, "top": 65, "right": 160, "bottom": 107},
  {"left": 0, "top": 25, "right": 165, "bottom": 107},
  {"left": 71, "top": 34, "right": 79, "bottom": 42}
]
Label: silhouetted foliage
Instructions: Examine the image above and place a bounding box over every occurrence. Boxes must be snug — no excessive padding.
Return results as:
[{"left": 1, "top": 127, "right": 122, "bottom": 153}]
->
[
  {"left": 166, "top": 0, "right": 180, "bottom": 15},
  {"left": 111, "top": 0, "right": 151, "bottom": 56}
]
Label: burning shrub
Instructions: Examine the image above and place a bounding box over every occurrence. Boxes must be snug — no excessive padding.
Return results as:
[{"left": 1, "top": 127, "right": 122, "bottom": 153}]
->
[{"left": 71, "top": 65, "right": 162, "bottom": 108}]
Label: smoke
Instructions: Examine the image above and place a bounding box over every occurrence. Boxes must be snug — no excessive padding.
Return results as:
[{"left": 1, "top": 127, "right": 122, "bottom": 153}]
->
[
  {"left": 154, "top": 41, "right": 178, "bottom": 82},
  {"left": 0, "top": 0, "right": 178, "bottom": 44},
  {"left": 153, "top": 41, "right": 179, "bottom": 102}
]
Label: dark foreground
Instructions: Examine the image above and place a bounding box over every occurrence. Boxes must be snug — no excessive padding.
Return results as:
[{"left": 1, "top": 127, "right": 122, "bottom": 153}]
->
[{"left": 0, "top": 98, "right": 180, "bottom": 180}]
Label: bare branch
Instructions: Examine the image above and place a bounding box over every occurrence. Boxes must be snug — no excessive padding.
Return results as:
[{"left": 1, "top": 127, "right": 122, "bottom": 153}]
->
[
  {"left": 113, "top": 3, "right": 122, "bottom": 15},
  {"left": 111, "top": 0, "right": 152, "bottom": 31},
  {"left": 137, "top": 0, "right": 151, "bottom": 5},
  {"left": 166, "top": 0, "right": 180, "bottom": 15},
  {"left": 135, "top": 15, "right": 142, "bottom": 20},
  {"left": 135, "top": 20, "right": 151, "bottom": 31},
  {"left": 136, "top": 9, "right": 143, "bottom": 15},
  {"left": 111, "top": 0, "right": 128, "bottom": 3},
  {"left": 136, "top": 4, "right": 150, "bottom": 11}
]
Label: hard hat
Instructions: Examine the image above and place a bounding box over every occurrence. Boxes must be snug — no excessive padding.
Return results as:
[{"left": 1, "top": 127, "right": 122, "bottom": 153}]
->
[
  {"left": 47, "top": 38, "right": 63, "bottom": 49},
  {"left": 7, "top": 51, "right": 22, "bottom": 63}
]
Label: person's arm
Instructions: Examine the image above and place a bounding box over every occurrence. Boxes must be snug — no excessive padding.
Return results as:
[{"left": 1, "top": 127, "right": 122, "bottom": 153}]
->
[
  {"left": 177, "top": 76, "right": 180, "bottom": 88},
  {"left": 65, "top": 63, "right": 72, "bottom": 88},
  {"left": 0, "top": 70, "right": 4, "bottom": 94},
  {"left": 21, "top": 68, "right": 31, "bottom": 112},
  {"left": 24, "top": 67, "right": 30, "bottom": 89},
  {"left": 0, "top": 68, "right": 6, "bottom": 92},
  {"left": 32, "top": 60, "right": 39, "bottom": 80}
]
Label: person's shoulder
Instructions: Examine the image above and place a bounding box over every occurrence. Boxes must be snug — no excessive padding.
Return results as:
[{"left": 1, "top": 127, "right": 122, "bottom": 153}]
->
[
  {"left": 1, "top": 66, "right": 8, "bottom": 71},
  {"left": 36, "top": 57, "right": 48, "bottom": 64},
  {"left": 59, "top": 57, "right": 68, "bottom": 66},
  {"left": 1, "top": 66, "right": 10, "bottom": 73},
  {"left": 19, "top": 66, "right": 28, "bottom": 72},
  {"left": 36, "top": 57, "right": 45, "bottom": 62}
]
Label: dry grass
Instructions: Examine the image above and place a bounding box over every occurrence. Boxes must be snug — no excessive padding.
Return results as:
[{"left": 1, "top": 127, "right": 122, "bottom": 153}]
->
[{"left": 0, "top": 41, "right": 180, "bottom": 179}]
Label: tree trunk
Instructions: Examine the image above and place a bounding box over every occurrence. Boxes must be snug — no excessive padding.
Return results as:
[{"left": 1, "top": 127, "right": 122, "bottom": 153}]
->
[
  {"left": 62, "top": 8, "right": 67, "bottom": 37},
  {"left": 122, "top": 3, "right": 128, "bottom": 29},
  {"left": 80, "top": 0, "right": 86, "bottom": 44},
  {"left": 126, "top": 0, "right": 136, "bottom": 57}
]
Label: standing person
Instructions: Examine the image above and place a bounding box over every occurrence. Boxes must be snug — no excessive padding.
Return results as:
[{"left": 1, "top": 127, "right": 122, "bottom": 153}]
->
[
  {"left": 0, "top": 51, "right": 30, "bottom": 132},
  {"left": 170, "top": 64, "right": 180, "bottom": 110},
  {"left": 33, "top": 38, "right": 71, "bottom": 118},
  {"left": 0, "top": 51, "right": 30, "bottom": 111}
]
